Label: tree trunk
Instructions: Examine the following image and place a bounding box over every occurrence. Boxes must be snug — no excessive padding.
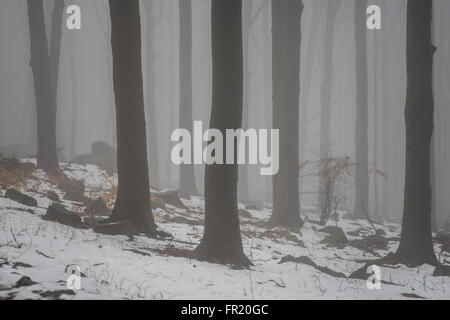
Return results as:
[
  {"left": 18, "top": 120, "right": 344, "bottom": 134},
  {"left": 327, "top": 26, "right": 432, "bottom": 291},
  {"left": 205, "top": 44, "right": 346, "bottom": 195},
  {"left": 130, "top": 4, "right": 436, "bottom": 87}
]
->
[
  {"left": 27, "top": 0, "right": 60, "bottom": 173},
  {"left": 372, "top": 29, "right": 379, "bottom": 219},
  {"left": 194, "top": 0, "right": 251, "bottom": 267},
  {"left": 318, "top": 1, "right": 340, "bottom": 213},
  {"left": 109, "top": 0, "right": 157, "bottom": 236},
  {"left": 396, "top": 0, "right": 437, "bottom": 266},
  {"left": 381, "top": 10, "right": 390, "bottom": 219},
  {"left": 353, "top": 0, "right": 369, "bottom": 219},
  {"left": 299, "top": 1, "right": 323, "bottom": 204},
  {"left": 271, "top": 0, "right": 304, "bottom": 228},
  {"left": 238, "top": 0, "right": 252, "bottom": 204},
  {"left": 179, "top": 0, "right": 199, "bottom": 198},
  {"left": 144, "top": 0, "right": 161, "bottom": 189}
]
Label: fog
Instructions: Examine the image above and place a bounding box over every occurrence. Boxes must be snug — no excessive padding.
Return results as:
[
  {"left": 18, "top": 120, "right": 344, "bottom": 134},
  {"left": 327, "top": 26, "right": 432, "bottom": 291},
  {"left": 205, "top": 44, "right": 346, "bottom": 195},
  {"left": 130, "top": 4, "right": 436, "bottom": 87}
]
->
[{"left": 0, "top": 0, "right": 449, "bottom": 228}]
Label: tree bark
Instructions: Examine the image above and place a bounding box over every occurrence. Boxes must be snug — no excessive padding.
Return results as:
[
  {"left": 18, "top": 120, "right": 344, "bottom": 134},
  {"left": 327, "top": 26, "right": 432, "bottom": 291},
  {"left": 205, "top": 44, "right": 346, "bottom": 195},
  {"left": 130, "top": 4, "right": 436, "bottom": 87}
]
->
[
  {"left": 396, "top": 0, "right": 437, "bottom": 266},
  {"left": 144, "top": 0, "right": 161, "bottom": 189},
  {"left": 109, "top": 0, "right": 157, "bottom": 236},
  {"left": 194, "top": 0, "right": 251, "bottom": 267},
  {"left": 179, "top": 0, "right": 199, "bottom": 198},
  {"left": 353, "top": 0, "right": 369, "bottom": 219},
  {"left": 27, "top": 0, "right": 60, "bottom": 173},
  {"left": 271, "top": 0, "right": 304, "bottom": 228}
]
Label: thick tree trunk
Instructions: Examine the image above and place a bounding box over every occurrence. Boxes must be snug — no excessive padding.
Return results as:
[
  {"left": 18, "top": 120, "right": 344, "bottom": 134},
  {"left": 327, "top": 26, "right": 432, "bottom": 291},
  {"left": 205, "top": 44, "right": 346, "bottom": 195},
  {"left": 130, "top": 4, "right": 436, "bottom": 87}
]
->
[
  {"left": 271, "top": 0, "right": 304, "bottom": 228},
  {"left": 179, "top": 0, "right": 199, "bottom": 198},
  {"left": 27, "top": 0, "right": 60, "bottom": 173},
  {"left": 109, "top": 0, "right": 157, "bottom": 236},
  {"left": 194, "top": 0, "right": 251, "bottom": 267},
  {"left": 396, "top": 0, "right": 437, "bottom": 266},
  {"left": 353, "top": 0, "right": 369, "bottom": 219}
]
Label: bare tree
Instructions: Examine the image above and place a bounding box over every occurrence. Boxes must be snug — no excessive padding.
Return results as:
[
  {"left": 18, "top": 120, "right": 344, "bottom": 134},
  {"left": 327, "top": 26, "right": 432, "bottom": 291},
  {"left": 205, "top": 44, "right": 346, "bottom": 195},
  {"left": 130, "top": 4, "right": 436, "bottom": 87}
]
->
[
  {"left": 194, "top": 0, "right": 251, "bottom": 267},
  {"left": 27, "top": 0, "right": 63, "bottom": 173},
  {"left": 179, "top": 0, "right": 199, "bottom": 198},
  {"left": 109, "top": 0, "right": 157, "bottom": 237},
  {"left": 271, "top": 0, "right": 304, "bottom": 228},
  {"left": 396, "top": 0, "right": 437, "bottom": 266},
  {"left": 144, "top": 0, "right": 161, "bottom": 189},
  {"left": 353, "top": 0, "right": 369, "bottom": 219}
]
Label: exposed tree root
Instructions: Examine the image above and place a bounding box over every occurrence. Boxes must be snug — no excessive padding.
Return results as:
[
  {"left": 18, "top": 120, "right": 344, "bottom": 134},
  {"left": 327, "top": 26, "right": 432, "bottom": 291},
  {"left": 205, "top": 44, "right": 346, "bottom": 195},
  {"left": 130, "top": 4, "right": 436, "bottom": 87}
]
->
[{"left": 278, "top": 255, "right": 347, "bottom": 278}]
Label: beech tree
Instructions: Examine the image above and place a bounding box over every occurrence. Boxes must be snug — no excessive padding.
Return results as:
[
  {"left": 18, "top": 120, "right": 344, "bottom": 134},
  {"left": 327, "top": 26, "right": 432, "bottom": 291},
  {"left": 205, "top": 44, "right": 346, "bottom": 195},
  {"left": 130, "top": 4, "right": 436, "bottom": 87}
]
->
[
  {"left": 194, "top": 0, "right": 251, "bottom": 267},
  {"left": 271, "top": 0, "right": 304, "bottom": 228},
  {"left": 27, "top": 0, "right": 64, "bottom": 173},
  {"left": 179, "top": 0, "right": 199, "bottom": 198},
  {"left": 109, "top": 0, "right": 157, "bottom": 236},
  {"left": 144, "top": 0, "right": 161, "bottom": 189},
  {"left": 353, "top": 0, "right": 369, "bottom": 219},
  {"left": 396, "top": 0, "right": 437, "bottom": 266}
]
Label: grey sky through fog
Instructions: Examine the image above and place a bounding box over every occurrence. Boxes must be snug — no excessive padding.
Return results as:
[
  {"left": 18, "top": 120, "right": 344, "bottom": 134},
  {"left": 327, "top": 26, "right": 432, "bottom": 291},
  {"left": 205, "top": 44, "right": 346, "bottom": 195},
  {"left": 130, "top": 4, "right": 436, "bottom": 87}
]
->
[{"left": 0, "top": 0, "right": 449, "bottom": 228}]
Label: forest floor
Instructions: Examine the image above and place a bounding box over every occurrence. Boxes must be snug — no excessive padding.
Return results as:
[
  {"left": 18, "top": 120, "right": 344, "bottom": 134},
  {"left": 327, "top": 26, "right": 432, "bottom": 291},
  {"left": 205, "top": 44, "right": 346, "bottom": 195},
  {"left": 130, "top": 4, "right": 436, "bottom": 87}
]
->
[{"left": 0, "top": 159, "right": 449, "bottom": 300}]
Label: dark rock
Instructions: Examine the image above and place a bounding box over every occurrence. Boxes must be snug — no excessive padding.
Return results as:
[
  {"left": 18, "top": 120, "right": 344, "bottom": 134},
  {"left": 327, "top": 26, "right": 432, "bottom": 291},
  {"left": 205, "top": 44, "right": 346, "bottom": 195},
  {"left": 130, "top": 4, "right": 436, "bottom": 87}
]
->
[
  {"left": 4, "top": 188, "right": 37, "bottom": 207},
  {"left": 317, "top": 226, "right": 349, "bottom": 248},
  {"left": 72, "top": 141, "right": 117, "bottom": 172},
  {"left": 151, "top": 190, "right": 186, "bottom": 209},
  {"left": 83, "top": 215, "right": 109, "bottom": 228},
  {"left": 239, "top": 209, "right": 252, "bottom": 219},
  {"left": 44, "top": 203, "right": 83, "bottom": 228},
  {"left": 13, "top": 262, "right": 33, "bottom": 269},
  {"left": 58, "top": 178, "right": 86, "bottom": 203},
  {"left": 94, "top": 220, "right": 135, "bottom": 237},
  {"left": 85, "top": 198, "right": 111, "bottom": 216},
  {"left": 168, "top": 216, "right": 201, "bottom": 225},
  {"left": 432, "top": 265, "right": 450, "bottom": 277},
  {"left": 15, "top": 276, "right": 37, "bottom": 287},
  {"left": 350, "top": 234, "right": 389, "bottom": 251},
  {"left": 37, "top": 289, "right": 75, "bottom": 299},
  {"left": 46, "top": 191, "right": 60, "bottom": 202}
]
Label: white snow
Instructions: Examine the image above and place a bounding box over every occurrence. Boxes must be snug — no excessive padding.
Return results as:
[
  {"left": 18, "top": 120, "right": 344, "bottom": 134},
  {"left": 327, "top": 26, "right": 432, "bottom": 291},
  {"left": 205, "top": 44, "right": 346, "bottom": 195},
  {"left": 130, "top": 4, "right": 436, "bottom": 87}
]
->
[{"left": 0, "top": 160, "right": 449, "bottom": 300}]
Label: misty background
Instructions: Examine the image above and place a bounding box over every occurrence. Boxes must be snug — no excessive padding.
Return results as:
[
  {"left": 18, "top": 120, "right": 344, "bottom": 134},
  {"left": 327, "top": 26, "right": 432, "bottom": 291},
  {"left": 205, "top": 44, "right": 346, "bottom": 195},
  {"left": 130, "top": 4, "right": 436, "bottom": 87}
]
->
[{"left": 0, "top": 0, "right": 449, "bottom": 227}]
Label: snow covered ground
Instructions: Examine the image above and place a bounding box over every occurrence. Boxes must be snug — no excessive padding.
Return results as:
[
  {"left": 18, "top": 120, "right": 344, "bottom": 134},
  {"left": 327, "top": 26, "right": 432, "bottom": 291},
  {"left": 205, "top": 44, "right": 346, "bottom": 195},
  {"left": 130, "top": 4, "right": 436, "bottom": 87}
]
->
[{"left": 0, "top": 160, "right": 449, "bottom": 300}]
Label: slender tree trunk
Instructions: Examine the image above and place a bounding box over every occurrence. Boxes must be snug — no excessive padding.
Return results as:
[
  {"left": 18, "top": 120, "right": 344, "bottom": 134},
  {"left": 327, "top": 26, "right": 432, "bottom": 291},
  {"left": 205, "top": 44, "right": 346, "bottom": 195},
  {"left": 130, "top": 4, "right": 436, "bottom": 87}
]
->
[
  {"left": 194, "top": 0, "right": 251, "bottom": 267},
  {"left": 109, "top": 0, "right": 157, "bottom": 236},
  {"left": 396, "top": 0, "right": 437, "bottom": 266},
  {"left": 381, "top": 12, "right": 390, "bottom": 219},
  {"left": 372, "top": 30, "right": 379, "bottom": 219},
  {"left": 238, "top": 0, "right": 252, "bottom": 204},
  {"left": 271, "top": 0, "right": 304, "bottom": 228},
  {"left": 144, "top": 0, "right": 160, "bottom": 188},
  {"left": 353, "top": 0, "right": 369, "bottom": 219},
  {"left": 179, "top": 0, "right": 199, "bottom": 198},
  {"left": 319, "top": 1, "right": 339, "bottom": 162},
  {"left": 299, "top": 1, "right": 322, "bottom": 204},
  {"left": 319, "top": 1, "right": 340, "bottom": 212},
  {"left": 50, "top": 0, "right": 65, "bottom": 103},
  {"left": 27, "top": 0, "right": 59, "bottom": 173},
  {"left": 69, "top": 34, "right": 78, "bottom": 159}
]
